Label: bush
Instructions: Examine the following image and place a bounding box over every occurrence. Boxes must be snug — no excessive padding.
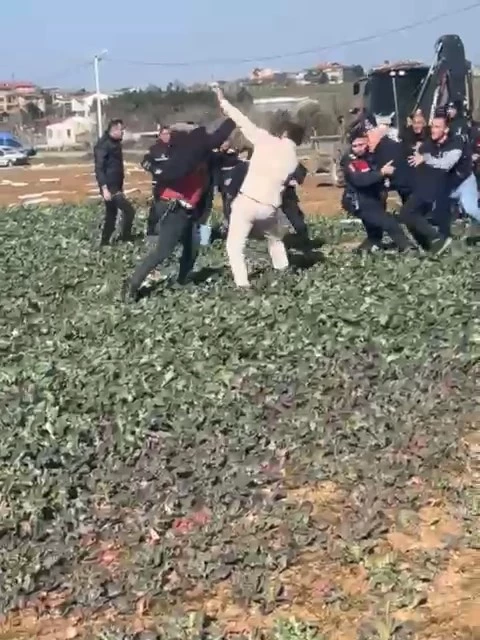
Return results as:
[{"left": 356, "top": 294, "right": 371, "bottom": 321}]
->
[{"left": 0, "top": 205, "right": 478, "bottom": 638}]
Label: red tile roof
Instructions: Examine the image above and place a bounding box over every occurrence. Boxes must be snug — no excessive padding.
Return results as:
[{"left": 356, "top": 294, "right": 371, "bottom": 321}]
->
[{"left": 0, "top": 81, "right": 36, "bottom": 90}]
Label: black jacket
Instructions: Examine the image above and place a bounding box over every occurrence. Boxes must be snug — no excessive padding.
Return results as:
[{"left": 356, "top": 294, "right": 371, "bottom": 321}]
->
[
  {"left": 371, "top": 136, "right": 415, "bottom": 195},
  {"left": 416, "top": 136, "right": 464, "bottom": 202},
  {"left": 153, "top": 119, "right": 235, "bottom": 187},
  {"left": 141, "top": 140, "right": 171, "bottom": 174},
  {"left": 224, "top": 160, "right": 249, "bottom": 199},
  {"left": 283, "top": 163, "right": 307, "bottom": 203},
  {"left": 340, "top": 151, "right": 385, "bottom": 207},
  {"left": 448, "top": 116, "right": 470, "bottom": 141},
  {"left": 419, "top": 135, "right": 469, "bottom": 194},
  {"left": 402, "top": 126, "right": 430, "bottom": 155},
  {"left": 94, "top": 133, "right": 125, "bottom": 192},
  {"left": 212, "top": 148, "right": 241, "bottom": 192},
  {"left": 141, "top": 140, "right": 172, "bottom": 195}
]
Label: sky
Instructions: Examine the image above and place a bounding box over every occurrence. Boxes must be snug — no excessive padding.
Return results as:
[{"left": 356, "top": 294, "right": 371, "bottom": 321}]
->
[{"left": 2, "top": 0, "right": 480, "bottom": 91}]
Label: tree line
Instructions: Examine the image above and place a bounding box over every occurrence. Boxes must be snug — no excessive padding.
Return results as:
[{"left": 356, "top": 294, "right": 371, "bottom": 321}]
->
[{"left": 102, "top": 85, "right": 342, "bottom": 139}]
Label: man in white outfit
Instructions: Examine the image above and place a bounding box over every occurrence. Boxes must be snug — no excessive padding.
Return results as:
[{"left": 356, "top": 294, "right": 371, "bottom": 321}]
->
[{"left": 213, "top": 86, "right": 304, "bottom": 288}]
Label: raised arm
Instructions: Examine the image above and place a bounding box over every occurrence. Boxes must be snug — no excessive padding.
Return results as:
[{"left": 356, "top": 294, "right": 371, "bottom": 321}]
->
[
  {"left": 213, "top": 87, "right": 269, "bottom": 146},
  {"left": 207, "top": 118, "right": 236, "bottom": 150}
]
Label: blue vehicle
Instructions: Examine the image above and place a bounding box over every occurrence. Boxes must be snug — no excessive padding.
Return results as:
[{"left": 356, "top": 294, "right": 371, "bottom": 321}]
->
[{"left": 0, "top": 132, "right": 36, "bottom": 156}]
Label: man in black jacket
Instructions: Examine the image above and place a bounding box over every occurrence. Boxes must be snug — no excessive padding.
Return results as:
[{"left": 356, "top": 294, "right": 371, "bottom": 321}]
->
[
  {"left": 366, "top": 122, "right": 450, "bottom": 253},
  {"left": 141, "top": 125, "right": 173, "bottom": 236},
  {"left": 94, "top": 119, "right": 136, "bottom": 246},
  {"left": 341, "top": 131, "right": 411, "bottom": 252},
  {"left": 281, "top": 162, "right": 312, "bottom": 249},
  {"left": 400, "top": 115, "right": 459, "bottom": 251},
  {"left": 446, "top": 101, "right": 470, "bottom": 139},
  {"left": 402, "top": 111, "right": 430, "bottom": 156},
  {"left": 125, "top": 117, "right": 235, "bottom": 300},
  {"left": 212, "top": 141, "right": 241, "bottom": 223}
]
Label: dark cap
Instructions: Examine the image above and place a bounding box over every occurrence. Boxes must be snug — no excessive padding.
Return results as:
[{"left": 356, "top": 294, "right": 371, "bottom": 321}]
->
[
  {"left": 348, "top": 125, "right": 368, "bottom": 143},
  {"left": 447, "top": 100, "right": 463, "bottom": 111},
  {"left": 361, "top": 112, "right": 377, "bottom": 131}
]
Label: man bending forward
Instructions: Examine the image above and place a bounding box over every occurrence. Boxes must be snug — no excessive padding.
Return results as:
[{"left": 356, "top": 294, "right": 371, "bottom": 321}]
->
[{"left": 213, "top": 87, "right": 304, "bottom": 288}]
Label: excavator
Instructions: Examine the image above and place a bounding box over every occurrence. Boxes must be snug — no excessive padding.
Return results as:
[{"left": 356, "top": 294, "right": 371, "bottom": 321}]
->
[{"left": 329, "top": 34, "right": 474, "bottom": 187}]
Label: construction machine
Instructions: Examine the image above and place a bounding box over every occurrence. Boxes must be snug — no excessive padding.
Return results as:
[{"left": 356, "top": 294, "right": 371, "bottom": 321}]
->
[{"left": 328, "top": 34, "right": 474, "bottom": 187}]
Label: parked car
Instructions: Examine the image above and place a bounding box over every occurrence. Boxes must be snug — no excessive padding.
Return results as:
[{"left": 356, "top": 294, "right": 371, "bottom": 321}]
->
[
  {"left": 0, "top": 133, "right": 36, "bottom": 156},
  {"left": 0, "top": 147, "right": 30, "bottom": 167}
]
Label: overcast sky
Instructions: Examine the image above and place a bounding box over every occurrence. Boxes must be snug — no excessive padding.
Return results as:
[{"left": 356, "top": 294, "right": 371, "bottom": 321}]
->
[{"left": 2, "top": 0, "right": 480, "bottom": 90}]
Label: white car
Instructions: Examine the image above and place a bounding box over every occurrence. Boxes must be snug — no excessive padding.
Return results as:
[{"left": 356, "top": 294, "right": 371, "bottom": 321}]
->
[{"left": 0, "top": 146, "right": 30, "bottom": 167}]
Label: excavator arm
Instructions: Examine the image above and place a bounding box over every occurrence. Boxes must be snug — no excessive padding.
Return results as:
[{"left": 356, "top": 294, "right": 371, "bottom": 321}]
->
[{"left": 414, "top": 34, "right": 472, "bottom": 122}]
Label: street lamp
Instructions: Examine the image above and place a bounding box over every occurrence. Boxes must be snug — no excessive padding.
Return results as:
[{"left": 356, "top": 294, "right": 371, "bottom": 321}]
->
[{"left": 93, "top": 49, "right": 108, "bottom": 138}]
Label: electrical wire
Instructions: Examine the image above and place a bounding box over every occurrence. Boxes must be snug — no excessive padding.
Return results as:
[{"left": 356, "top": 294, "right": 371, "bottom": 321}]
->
[
  {"left": 35, "top": 61, "right": 93, "bottom": 87},
  {"left": 107, "top": 1, "right": 480, "bottom": 68}
]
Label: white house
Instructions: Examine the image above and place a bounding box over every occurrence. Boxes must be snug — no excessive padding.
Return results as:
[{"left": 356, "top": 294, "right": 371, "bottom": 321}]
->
[
  {"left": 52, "top": 92, "right": 110, "bottom": 118},
  {"left": 70, "top": 92, "right": 110, "bottom": 117},
  {"left": 45, "top": 116, "right": 94, "bottom": 148},
  {"left": 253, "top": 96, "right": 318, "bottom": 114}
]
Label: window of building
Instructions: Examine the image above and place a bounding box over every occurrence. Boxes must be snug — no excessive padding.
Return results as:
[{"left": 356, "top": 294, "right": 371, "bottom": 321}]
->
[{"left": 66, "top": 129, "right": 72, "bottom": 138}]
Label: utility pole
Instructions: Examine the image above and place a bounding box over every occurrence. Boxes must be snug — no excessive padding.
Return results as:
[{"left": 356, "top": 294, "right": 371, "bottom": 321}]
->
[{"left": 93, "top": 50, "right": 108, "bottom": 138}]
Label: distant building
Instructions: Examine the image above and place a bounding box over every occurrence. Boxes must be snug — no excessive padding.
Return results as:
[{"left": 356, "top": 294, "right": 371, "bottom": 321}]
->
[
  {"left": 52, "top": 90, "right": 110, "bottom": 118},
  {"left": 250, "top": 68, "right": 277, "bottom": 83},
  {"left": 314, "top": 63, "right": 345, "bottom": 84},
  {"left": 0, "top": 81, "right": 45, "bottom": 118},
  {"left": 292, "top": 71, "right": 311, "bottom": 85},
  {"left": 45, "top": 116, "right": 94, "bottom": 148}
]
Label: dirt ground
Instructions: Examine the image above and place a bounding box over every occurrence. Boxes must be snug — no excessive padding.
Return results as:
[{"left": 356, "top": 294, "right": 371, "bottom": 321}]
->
[{"left": 0, "top": 163, "right": 341, "bottom": 215}]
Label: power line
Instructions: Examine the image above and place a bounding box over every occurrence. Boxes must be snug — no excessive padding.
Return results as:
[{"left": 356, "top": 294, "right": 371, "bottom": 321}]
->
[
  {"left": 36, "top": 61, "right": 93, "bottom": 87},
  {"left": 107, "top": 1, "right": 480, "bottom": 68}
]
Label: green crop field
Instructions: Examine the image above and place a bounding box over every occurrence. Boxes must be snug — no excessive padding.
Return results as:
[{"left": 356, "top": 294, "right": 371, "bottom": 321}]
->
[{"left": 0, "top": 205, "right": 478, "bottom": 640}]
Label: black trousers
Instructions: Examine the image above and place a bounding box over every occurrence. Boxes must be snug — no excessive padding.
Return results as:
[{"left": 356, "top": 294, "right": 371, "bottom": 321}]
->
[
  {"left": 101, "top": 192, "right": 136, "bottom": 245},
  {"left": 397, "top": 192, "right": 444, "bottom": 247},
  {"left": 129, "top": 202, "right": 197, "bottom": 293},
  {"left": 344, "top": 194, "right": 410, "bottom": 250},
  {"left": 221, "top": 192, "right": 232, "bottom": 222},
  {"left": 430, "top": 193, "right": 454, "bottom": 239},
  {"left": 146, "top": 198, "right": 169, "bottom": 236},
  {"left": 282, "top": 196, "right": 310, "bottom": 245}
]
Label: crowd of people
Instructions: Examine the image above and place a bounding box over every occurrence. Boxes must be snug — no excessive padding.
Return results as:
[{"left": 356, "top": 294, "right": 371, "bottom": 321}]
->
[
  {"left": 342, "top": 102, "right": 480, "bottom": 255},
  {"left": 92, "top": 91, "right": 480, "bottom": 301}
]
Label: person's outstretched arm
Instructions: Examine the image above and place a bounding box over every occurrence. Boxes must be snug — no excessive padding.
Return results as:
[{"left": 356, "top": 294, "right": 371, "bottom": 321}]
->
[
  {"left": 213, "top": 87, "right": 269, "bottom": 146},
  {"left": 207, "top": 118, "right": 236, "bottom": 150}
]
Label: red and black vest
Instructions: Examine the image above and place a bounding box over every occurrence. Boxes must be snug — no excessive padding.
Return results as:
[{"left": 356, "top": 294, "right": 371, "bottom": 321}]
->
[{"left": 157, "top": 164, "right": 208, "bottom": 207}]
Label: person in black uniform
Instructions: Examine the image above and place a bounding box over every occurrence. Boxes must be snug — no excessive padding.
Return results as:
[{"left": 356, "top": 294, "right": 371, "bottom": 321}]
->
[
  {"left": 403, "top": 111, "right": 430, "bottom": 156},
  {"left": 212, "top": 141, "right": 242, "bottom": 223},
  {"left": 365, "top": 119, "right": 450, "bottom": 253},
  {"left": 281, "top": 162, "right": 313, "bottom": 250},
  {"left": 141, "top": 126, "right": 173, "bottom": 236},
  {"left": 446, "top": 101, "right": 470, "bottom": 140},
  {"left": 94, "top": 119, "right": 136, "bottom": 246},
  {"left": 341, "top": 130, "right": 411, "bottom": 253}
]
